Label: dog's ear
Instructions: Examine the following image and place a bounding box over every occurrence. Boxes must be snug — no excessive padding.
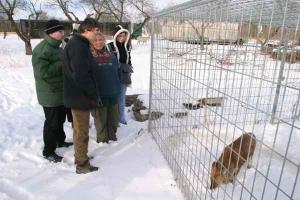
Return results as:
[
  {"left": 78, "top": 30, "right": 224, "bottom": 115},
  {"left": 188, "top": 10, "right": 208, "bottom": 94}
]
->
[{"left": 211, "top": 161, "right": 219, "bottom": 176}]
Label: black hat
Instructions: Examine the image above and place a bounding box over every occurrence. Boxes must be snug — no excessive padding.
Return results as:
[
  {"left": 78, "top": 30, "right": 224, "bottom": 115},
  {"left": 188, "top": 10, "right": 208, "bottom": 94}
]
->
[{"left": 44, "top": 19, "right": 64, "bottom": 34}]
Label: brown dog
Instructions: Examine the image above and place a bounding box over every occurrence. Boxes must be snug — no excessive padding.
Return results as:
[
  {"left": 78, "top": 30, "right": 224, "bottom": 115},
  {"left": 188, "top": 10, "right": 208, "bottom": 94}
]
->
[{"left": 210, "top": 132, "right": 256, "bottom": 189}]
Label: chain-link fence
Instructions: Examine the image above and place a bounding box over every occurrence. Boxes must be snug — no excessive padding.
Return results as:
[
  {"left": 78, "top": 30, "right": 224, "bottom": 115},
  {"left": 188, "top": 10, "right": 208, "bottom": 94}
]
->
[{"left": 149, "top": 0, "right": 300, "bottom": 199}]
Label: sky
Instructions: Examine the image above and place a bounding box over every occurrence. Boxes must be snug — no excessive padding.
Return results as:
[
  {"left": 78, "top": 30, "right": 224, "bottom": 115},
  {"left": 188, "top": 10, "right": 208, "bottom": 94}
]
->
[{"left": 14, "top": 0, "right": 190, "bottom": 20}]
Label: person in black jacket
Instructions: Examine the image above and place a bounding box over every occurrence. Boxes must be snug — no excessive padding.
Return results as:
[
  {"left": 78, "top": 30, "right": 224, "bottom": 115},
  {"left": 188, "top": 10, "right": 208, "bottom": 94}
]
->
[
  {"left": 107, "top": 25, "right": 132, "bottom": 125},
  {"left": 63, "top": 18, "right": 100, "bottom": 174}
]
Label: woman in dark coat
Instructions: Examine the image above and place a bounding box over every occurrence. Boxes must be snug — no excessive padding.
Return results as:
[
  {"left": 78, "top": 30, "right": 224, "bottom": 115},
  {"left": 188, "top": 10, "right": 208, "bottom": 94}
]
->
[
  {"left": 91, "top": 32, "right": 120, "bottom": 143},
  {"left": 107, "top": 25, "right": 132, "bottom": 125}
]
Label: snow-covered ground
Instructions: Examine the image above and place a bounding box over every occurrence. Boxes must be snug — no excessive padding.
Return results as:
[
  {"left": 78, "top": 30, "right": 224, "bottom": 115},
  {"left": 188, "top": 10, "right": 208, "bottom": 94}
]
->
[{"left": 0, "top": 34, "right": 184, "bottom": 200}]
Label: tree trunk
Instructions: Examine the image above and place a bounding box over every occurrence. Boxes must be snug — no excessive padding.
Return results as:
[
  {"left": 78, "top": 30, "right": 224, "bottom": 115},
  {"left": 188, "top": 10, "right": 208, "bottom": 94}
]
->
[
  {"left": 25, "top": 40, "right": 32, "bottom": 55},
  {"left": 7, "top": 16, "right": 32, "bottom": 55}
]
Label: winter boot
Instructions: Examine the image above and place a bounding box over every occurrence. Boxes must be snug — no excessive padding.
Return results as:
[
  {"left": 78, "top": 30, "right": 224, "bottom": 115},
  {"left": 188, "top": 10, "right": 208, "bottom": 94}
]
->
[
  {"left": 76, "top": 165, "right": 99, "bottom": 174},
  {"left": 44, "top": 153, "right": 63, "bottom": 163}
]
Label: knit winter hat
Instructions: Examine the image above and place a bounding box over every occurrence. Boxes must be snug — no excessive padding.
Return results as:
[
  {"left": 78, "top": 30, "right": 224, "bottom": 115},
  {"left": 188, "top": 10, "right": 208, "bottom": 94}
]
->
[{"left": 44, "top": 19, "right": 64, "bottom": 34}]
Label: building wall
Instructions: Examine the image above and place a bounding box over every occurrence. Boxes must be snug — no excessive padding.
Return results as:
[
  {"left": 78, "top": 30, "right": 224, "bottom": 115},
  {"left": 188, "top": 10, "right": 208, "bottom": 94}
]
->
[{"left": 161, "top": 20, "right": 239, "bottom": 42}]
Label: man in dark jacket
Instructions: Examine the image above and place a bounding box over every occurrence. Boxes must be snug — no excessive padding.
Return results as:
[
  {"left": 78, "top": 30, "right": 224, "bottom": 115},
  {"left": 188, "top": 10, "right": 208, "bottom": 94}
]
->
[
  {"left": 32, "top": 19, "right": 73, "bottom": 163},
  {"left": 63, "top": 18, "right": 100, "bottom": 174}
]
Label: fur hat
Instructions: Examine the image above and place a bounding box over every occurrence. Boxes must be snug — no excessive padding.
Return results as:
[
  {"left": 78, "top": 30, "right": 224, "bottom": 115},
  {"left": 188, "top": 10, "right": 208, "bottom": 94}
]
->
[{"left": 44, "top": 19, "right": 64, "bottom": 34}]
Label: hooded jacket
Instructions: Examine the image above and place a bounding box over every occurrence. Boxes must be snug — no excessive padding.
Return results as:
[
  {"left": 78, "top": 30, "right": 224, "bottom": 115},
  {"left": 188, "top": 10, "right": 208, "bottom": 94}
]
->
[{"left": 107, "top": 25, "right": 132, "bottom": 65}]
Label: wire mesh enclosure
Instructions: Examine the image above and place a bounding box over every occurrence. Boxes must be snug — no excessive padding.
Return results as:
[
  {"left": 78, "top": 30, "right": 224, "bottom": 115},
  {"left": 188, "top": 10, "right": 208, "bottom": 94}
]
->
[{"left": 149, "top": 0, "right": 300, "bottom": 199}]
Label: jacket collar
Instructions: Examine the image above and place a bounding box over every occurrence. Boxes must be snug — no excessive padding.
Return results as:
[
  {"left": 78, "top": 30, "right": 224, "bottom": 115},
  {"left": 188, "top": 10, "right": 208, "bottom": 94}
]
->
[
  {"left": 74, "top": 34, "right": 91, "bottom": 45},
  {"left": 45, "top": 34, "right": 62, "bottom": 47}
]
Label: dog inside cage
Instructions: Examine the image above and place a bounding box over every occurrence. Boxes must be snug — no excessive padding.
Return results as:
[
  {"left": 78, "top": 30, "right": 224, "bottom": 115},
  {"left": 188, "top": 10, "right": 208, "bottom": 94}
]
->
[{"left": 210, "top": 132, "right": 256, "bottom": 190}]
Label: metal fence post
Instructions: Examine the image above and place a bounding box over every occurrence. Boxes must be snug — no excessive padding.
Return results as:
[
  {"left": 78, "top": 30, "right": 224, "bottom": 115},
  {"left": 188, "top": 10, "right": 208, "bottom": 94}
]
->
[
  {"left": 148, "top": 18, "right": 155, "bottom": 133},
  {"left": 270, "top": 34, "right": 288, "bottom": 124}
]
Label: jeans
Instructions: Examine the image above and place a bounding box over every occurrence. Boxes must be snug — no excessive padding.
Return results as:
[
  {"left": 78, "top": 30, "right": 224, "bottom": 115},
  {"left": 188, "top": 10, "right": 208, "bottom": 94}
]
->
[{"left": 118, "top": 84, "right": 127, "bottom": 124}]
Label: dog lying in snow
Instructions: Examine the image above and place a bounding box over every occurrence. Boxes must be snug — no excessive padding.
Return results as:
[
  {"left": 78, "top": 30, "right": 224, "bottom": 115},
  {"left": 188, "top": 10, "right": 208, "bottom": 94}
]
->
[
  {"left": 137, "top": 36, "right": 149, "bottom": 44},
  {"left": 210, "top": 132, "right": 256, "bottom": 189}
]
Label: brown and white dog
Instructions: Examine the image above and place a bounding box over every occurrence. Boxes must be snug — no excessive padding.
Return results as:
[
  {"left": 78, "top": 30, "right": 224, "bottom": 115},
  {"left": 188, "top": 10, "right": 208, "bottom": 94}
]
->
[{"left": 210, "top": 132, "right": 256, "bottom": 189}]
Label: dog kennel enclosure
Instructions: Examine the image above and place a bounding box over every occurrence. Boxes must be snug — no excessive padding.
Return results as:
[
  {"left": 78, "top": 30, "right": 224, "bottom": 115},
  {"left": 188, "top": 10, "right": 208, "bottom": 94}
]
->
[{"left": 149, "top": 0, "right": 300, "bottom": 199}]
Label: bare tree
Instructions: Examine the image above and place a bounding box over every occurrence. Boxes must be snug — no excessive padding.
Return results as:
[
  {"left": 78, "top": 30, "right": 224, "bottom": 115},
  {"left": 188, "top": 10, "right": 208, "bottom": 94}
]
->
[
  {"left": 0, "top": 9, "right": 8, "bottom": 38},
  {"left": 27, "top": 0, "right": 43, "bottom": 20},
  {"left": 81, "top": 0, "right": 111, "bottom": 21},
  {"left": 38, "top": 11, "right": 49, "bottom": 20},
  {"left": 127, "top": 0, "right": 154, "bottom": 38},
  {"left": 104, "top": 0, "right": 126, "bottom": 23},
  {"left": 256, "top": 25, "right": 281, "bottom": 51},
  {"left": 47, "top": 0, "right": 81, "bottom": 23},
  {"left": 187, "top": 20, "right": 212, "bottom": 50},
  {"left": 0, "top": 0, "right": 33, "bottom": 54},
  {"left": 256, "top": 0, "right": 284, "bottom": 51}
]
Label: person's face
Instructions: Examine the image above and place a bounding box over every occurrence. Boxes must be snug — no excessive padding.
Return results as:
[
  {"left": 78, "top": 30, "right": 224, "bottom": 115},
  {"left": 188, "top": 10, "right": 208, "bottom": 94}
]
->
[
  {"left": 85, "top": 27, "right": 100, "bottom": 42},
  {"left": 116, "top": 32, "right": 127, "bottom": 43},
  {"left": 93, "top": 35, "right": 105, "bottom": 50},
  {"left": 49, "top": 30, "right": 65, "bottom": 41}
]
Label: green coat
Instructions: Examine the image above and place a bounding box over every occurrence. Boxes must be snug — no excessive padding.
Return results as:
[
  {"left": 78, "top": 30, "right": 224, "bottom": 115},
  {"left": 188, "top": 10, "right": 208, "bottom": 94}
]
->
[{"left": 32, "top": 35, "right": 63, "bottom": 107}]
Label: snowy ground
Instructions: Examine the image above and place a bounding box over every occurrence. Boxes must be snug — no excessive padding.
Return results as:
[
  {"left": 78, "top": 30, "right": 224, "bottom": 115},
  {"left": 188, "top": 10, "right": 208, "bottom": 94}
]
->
[{"left": 0, "top": 35, "right": 184, "bottom": 200}]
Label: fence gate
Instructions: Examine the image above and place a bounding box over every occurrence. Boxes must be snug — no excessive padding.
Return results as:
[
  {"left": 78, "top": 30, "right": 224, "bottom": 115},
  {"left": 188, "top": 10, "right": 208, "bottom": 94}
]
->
[{"left": 149, "top": 0, "right": 300, "bottom": 199}]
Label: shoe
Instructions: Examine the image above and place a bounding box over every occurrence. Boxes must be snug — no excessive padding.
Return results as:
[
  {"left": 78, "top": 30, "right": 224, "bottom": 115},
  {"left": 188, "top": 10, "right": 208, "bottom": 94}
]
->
[
  {"left": 88, "top": 156, "right": 94, "bottom": 160},
  {"left": 44, "top": 153, "right": 63, "bottom": 163},
  {"left": 109, "top": 136, "right": 117, "bottom": 141},
  {"left": 76, "top": 165, "right": 99, "bottom": 174},
  {"left": 57, "top": 142, "right": 73, "bottom": 148},
  {"left": 96, "top": 139, "right": 109, "bottom": 144}
]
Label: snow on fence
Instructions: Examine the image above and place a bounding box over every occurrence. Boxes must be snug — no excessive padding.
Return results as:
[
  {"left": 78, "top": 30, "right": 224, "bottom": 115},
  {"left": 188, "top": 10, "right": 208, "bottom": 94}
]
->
[{"left": 149, "top": 0, "right": 300, "bottom": 199}]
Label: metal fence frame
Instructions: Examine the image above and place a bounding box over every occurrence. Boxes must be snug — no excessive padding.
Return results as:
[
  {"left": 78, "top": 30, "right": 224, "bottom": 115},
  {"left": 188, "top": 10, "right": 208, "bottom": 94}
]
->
[{"left": 149, "top": 0, "right": 300, "bottom": 199}]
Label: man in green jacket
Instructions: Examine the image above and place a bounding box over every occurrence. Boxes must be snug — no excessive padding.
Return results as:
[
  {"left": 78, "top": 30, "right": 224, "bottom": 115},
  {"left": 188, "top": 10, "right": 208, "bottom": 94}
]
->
[{"left": 32, "top": 19, "right": 73, "bottom": 163}]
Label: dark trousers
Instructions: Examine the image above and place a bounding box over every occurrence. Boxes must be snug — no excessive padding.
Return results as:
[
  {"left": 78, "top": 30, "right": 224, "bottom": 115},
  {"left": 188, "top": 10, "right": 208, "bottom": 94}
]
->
[
  {"left": 91, "top": 104, "right": 118, "bottom": 143},
  {"left": 42, "top": 106, "right": 70, "bottom": 156}
]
